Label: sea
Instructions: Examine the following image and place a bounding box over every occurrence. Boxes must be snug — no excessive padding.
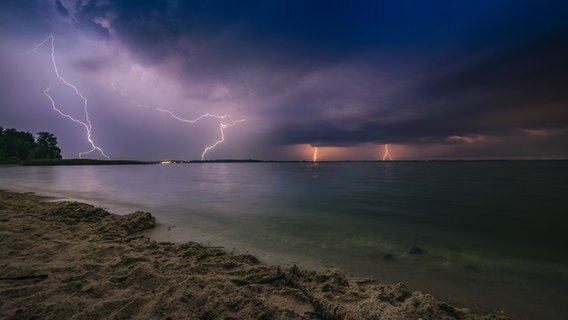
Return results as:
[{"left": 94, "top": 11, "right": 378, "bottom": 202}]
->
[{"left": 1, "top": 161, "right": 566, "bottom": 319}]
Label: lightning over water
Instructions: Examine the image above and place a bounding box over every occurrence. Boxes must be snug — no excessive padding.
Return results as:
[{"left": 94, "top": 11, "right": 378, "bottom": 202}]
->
[
  {"left": 112, "top": 83, "right": 246, "bottom": 160},
  {"left": 382, "top": 144, "right": 393, "bottom": 161},
  {"left": 24, "top": 35, "right": 110, "bottom": 160},
  {"left": 201, "top": 118, "right": 247, "bottom": 160}
]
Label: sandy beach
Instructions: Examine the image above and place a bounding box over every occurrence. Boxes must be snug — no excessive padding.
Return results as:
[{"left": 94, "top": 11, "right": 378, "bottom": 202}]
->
[{"left": 0, "top": 190, "right": 510, "bottom": 320}]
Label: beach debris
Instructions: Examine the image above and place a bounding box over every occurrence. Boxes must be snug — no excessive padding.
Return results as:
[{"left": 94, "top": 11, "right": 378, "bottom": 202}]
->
[
  {"left": 0, "top": 274, "right": 48, "bottom": 281},
  {"left": 407, "top": 245, "right": 423, "bottom": 255}
]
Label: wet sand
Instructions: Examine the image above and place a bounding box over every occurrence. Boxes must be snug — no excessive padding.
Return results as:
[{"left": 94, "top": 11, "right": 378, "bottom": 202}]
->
[{"left": 0, "top": 190, "right": 510, "bottom": 319}]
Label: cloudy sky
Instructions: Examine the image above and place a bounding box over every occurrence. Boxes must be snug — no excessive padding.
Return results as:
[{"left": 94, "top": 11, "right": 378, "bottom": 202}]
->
[{"left": 1, "top": 0, "right": 567, "bottom": 160}]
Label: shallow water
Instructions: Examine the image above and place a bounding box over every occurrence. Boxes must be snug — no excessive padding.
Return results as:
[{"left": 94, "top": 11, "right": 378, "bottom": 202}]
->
[{"left": 1, "top": 161, "right": 567, "bottom": 319}]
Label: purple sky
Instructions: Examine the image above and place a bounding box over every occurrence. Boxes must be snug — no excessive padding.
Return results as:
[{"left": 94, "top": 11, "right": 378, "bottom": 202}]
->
[{"left": 1, "top": 0, "right": 567, "bottom": 160}]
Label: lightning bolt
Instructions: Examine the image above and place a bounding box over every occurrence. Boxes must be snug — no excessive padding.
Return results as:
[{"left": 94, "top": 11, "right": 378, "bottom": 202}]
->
[
  {"left": 313, "top": 146, "right": 318, "bottom": 162},
  {"left": 25, "top": 34, "right": 110, "bottom": 160},
  {"left": 43, "top": 87, "right": 110, "bottom": 159},
  {"left": 201, "top": 118, "right": 247, "bottom": 160},
  {"left": 156, "top": 108, "right": 228, "bottom": 123},
  {"left": 382, "top": 144, "right": 393, "bottom": 161},
  {"left": 113, "top": 83, "right": 245, "bottom": 160}
]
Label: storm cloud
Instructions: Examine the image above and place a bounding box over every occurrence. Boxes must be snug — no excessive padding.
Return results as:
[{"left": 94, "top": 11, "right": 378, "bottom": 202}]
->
[{"left": 1, "top": 0, "right": 567, "bottom": 160}]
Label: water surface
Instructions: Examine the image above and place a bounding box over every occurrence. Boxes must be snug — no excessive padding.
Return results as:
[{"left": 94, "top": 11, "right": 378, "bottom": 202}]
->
[{"left": 1, "top": 161, "right": 567, "bottom": 319}]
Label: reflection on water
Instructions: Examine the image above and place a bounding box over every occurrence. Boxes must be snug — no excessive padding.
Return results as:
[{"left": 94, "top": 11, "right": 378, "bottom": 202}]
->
[{"left": 1, "top": 162, "right": 567, "bottom": 319}]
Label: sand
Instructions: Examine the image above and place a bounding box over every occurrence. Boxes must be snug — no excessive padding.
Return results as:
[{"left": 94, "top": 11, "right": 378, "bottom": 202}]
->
[{"left": 0, "top": 190, "right": 510, "bottom": 320}]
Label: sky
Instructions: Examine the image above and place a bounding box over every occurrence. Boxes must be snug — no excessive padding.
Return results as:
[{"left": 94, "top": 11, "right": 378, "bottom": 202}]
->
[{"left": 0, "top": 0, "right": 567, "bottom": 160}]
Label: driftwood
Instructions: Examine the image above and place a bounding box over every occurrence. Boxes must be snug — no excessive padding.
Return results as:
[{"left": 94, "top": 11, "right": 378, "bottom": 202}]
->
[
  {"left": 233, "top": 267, "right": 337, "bottom": 320},
  {"left": 0, "top": 274, "right": 48, "bottom": 281}
]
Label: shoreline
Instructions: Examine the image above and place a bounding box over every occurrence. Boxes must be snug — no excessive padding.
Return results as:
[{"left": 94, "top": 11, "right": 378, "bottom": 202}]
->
[{"left": 0, "top": 190, "right": 510, "bottom": 319}]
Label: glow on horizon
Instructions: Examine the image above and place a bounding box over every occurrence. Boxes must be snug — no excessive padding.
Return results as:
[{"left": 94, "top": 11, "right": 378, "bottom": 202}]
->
[{"left": 25, "top": 34, "right": 110, "bottom": 160}]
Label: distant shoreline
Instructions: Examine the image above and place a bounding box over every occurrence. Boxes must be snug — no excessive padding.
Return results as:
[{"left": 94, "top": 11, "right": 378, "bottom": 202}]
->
[
  {"left": 20, "top": 159, "right": 153, "bottom": 166},
  {"left": 186, "top": 159, "right": 568, "bottom": 163},
  {"left": 1, "top": 158, "right": 565, "bottom": 167}
]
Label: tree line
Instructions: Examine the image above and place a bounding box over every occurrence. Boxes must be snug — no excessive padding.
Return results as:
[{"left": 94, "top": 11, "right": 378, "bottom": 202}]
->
[{"left": 0, "top": 127, "right": 62, "bottom": 163}]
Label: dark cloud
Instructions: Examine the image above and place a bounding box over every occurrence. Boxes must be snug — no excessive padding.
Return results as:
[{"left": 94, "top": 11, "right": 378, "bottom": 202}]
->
[
  {"left": 73, "top": 0, "right": 111, "bottom": 38},
  {"left": 71, "top": 55, "right": 112, "bottom": 73},
  {"left": 1, "top": 0, "right": 568, "bottom": 159},
  {"left": 55, "top": 1, "right": 69, "bottom": 17}
]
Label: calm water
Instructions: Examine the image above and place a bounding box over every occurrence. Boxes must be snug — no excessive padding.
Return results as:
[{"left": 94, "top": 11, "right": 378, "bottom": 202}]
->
[{"left": 1, "top": 162, "right": 567, "bottom": 319}]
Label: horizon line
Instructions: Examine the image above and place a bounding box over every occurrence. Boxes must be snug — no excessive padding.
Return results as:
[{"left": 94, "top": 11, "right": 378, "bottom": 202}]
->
[{"left": 62, "top": 158, "right": 568, "bottom": 163}]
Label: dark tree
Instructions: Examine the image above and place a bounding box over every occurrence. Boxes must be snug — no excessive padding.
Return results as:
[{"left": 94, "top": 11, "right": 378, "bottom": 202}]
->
[
  {"left": 34, "top": 132, "right": 62, "bottom": 159},
  {"left": 1, "top": 128, "right": 36, "bottom": 160},
  {"left": 0, "top": 127, "right": 62, "bottom": 162}
]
